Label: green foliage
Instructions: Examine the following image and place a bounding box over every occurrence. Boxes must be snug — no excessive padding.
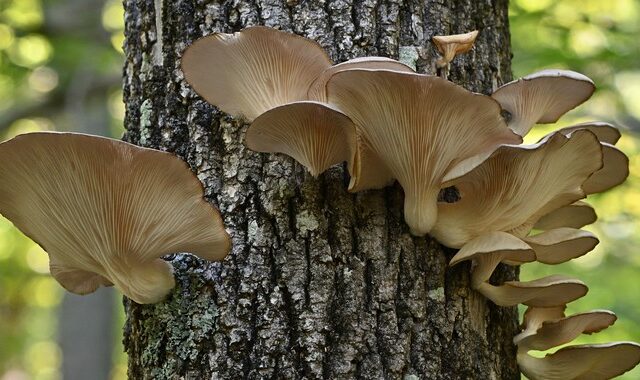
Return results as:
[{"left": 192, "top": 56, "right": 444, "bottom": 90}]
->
[{"left": 512, "top": 0, "right": 640, "bottom": 378}]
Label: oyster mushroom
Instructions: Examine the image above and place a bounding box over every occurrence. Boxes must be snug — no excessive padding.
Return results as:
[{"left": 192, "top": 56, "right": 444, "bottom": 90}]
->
[
  {"left": 181, "top": 26, "right": 332, "bottom": 121},
  {"left": 0, "top": 132, "right": 231, "bottom": 304},
  {"left": 326, "top": 69, "right": 520, "bottom": 235}
]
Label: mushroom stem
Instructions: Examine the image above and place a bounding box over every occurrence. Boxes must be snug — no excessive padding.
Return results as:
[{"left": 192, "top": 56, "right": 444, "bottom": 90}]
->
[{"left": 404, "top": 189, "right": 439, "bottom": 236}]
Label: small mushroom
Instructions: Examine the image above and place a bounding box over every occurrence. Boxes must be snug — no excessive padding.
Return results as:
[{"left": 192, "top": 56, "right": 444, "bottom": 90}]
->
[
  {"left": 477, "top": 274, "right": 588, "bottom": 307},
  {"left": 326, "top": 69, "right": 521, "bottom": 235},
  {"left": 534, "top": 201, "right": 597, "bottom": 230},
  {"left": 491, "top": 70, "right": 595, "bottom": 137},
  {"left": 515, "top": 306, "right": 567, "bottom": 345},
  {"left": 245, "top": 101, "right": 356, "bottom": 176},
  {"left": 0, "top": 132, "right": 232, "bottom": 304},
  {"left": 449, "top": 233, "right": 587, "bottom": 307},
  {"left": 181, "top": 26, "right": 332, "bottom": 121},
  {"left": 432, "top": 30, "right": 479, "bottom": 68},
  {"left": 523, "top": 228, "right": 599, "bottom": 265},
  {"left": 432, "top": 130, "right": 603, "bottom": 248},
  {"left": 518, "top": 342, "right": 640, "bottom": 380},
  {"left": 515, "top": 309, "right": 617, "bottom": 351}
]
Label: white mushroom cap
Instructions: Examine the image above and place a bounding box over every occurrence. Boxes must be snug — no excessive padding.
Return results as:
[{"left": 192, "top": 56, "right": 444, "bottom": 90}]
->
[
  {"left": 245, "top": 101, "right": 356, "bottom": 177},
  {"left": 491, "top": 70, "right": 595, "bottom": 137},
  {"left": 326, "top": 69, "right": 520, "bottom": 235},
  {"left": 516, "top": 306, "right": 567, "bottom": 345},
  {"left": 555, "top": 121, "right": 621, "bottom": 145},
  {"left": 449, "top": 231, "right": 536, "bottom": 269},
  {"left": 0, "top": 132, "right": 231, "bottom": 304},
  {"left": 432, "top": 30, "right": 479, "bottom": 65},
  {"left": 307, "top": 57, "right": 414, "bottom": 102},
  {"left": 449, "top": 234, "right": 587, "bottom": 307},
  {"left": 432, "top": 130, "right": 603, "bottom": 248},
  {"left": 515, "top": 309, "right": 617, "bottom": 351},
  {"left": 518, "top": 342, "right": 640, "bottom": 380},
  {"left": 523, "top": 228, "right": 599, "bottom": 265},
  {"left": 181, "top": 26, "right": 332, "bottom": 121},
  {"left": 534, "top": 201, "right": 597, "bottom": 230},
  {"left": 477, "top": 274, "right": 588, "bottom": 307},
  {"left": 582, "top": 142, "right": 629, "bottom": 194}
]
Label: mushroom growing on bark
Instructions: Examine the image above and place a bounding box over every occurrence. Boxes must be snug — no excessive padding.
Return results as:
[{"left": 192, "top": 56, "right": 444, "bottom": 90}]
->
[
  {"left": 432, "top": 130, "right": 603, "bottom": 248},
  {"left": 515, "top": 306, "right": 640, "bottom": 380},
  {"left": 518, "top": 342, "right": 640, "bottom": 380},
  {"left": 0, "top": 132, "right": 231, "bottom": 304},
  {"left": 326, "top": 69, "right": 521, "bottom": 235},
  {"left": 432, "top": 30, "right": 479, "bottom": 68},
  {"left": 449, "top": 232, "right": 588, "bottom": 307},
  {"left": 245, "top": 101, "right": 356, "bottom": 177},
  {"left": 181, "top": 26, "right": 332, "bottom": 121},
  {"left": 491, "top": 70, "right": 595, "bottom": 137}
]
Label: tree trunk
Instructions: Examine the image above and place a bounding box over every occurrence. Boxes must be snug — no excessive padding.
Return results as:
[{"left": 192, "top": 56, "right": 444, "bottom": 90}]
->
[{"left": 122, "top": 0, "right": 519, "bottom": 378}]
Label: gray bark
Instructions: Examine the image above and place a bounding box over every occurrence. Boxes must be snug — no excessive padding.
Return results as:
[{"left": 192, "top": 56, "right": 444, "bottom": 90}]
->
[{"left": 122, "top": 0, "right": 519, "bottom": 379}]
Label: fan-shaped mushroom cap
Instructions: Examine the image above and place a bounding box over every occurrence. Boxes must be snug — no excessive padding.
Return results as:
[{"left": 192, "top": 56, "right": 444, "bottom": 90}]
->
[
  {"left": 0, "top": 132, "right": 232, "bottom": 304},
  {"left": 516, "top": 306, "right": 567, "bottom": 343},
  {"left": 582, "top": 142, "right": 629, "bottom": 194},
  {"left": 556, "top": 121, "right": 621, "bottom": 145},
  {"left": 449, "top": 231, "right": 536, "bottom": 268},
  {"left": 245, "top": 101, "right": 356, "bottom": 177},
  {"left": 534, "top": 201, "right": 597, "bottom": 230},
  {"left": 523, "top": 228, "right": 599, "bottom": 265},
  {"left": 477, "top": 274, "right": 588, "bottom": 307},
  {"left": 307, "top": 57, "right": 414, "bottom": 102},
  {"left": 181, "top": 26, "right": 332, "bottom": 121},
  {"left": 518, "top": 342, "right": 640, "bottom": 380},
  {"left": 491, "top": 70, "right": 595, "bottom": 137},
  {"left": 326, "top": 69, "right": 520, "bottom": 235},
  {"left": 432, "top": 130, "right": 602, "bottom": 248},
  {"left": 432, "top": 30, "right": 479, "bottom": 65},
  {"left": 515, "top": 310, "right": 617, "bottom": 351}
]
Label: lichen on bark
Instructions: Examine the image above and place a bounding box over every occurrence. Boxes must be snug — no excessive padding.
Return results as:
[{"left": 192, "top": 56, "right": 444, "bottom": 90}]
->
[{"left": 122, "top": 0, "right": 520, "bottom": 379}]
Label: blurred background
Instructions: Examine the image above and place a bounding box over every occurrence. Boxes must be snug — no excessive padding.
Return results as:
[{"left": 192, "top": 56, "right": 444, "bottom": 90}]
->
[{"left": 0, "top": 0, "right": 638, "bottom": 379}]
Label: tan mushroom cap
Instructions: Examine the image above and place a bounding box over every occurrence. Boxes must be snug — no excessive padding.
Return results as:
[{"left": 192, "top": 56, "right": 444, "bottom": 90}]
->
[
  {"left": 245, "top": 101, "right": 356, "bottom": 177},
  {"left": 432, "top": 130, "right": 603, "bottom": 248},
  {"left": 477, "top": 274, "right": 588, "bottom": 307},
  {"left": 307, "top": 57, "right": 414, "bottom": 102},
  {"left": 534, "top": 201, "right": 597, "bottom": 230},
  {"left": 432, "top": 30, "right": 479, "bottom": 65},
  {"left": 326, "top": 69, "right": 520, "bottom": 235},
  {"left": 518, "top": 342, "right": 640, "bottom": 380},
  {"left": 516, "top": 310, "right": 617, "bottom": 351},
  {"left": 582, "top": 142, "right": 629, "bottom": 194},
  {"left": 524, "top": 228, "right": 599, "bottom": 265},
  {"left": 555, "top": 121, "right": 621, "bottom": 145},
  {"left": 181, "top": 26, "right": 332, "bottom": 121},
  {"left": 0, "top": 132, "right": 231, "bottom": 304},
  {"left": 491, "top": 69, "right": 595, "bottom": 137},
  {"left": 516, "top": 306, "right": 567, "bottom": 343},
  {"left": 449, "top": 231, "right": 535, "bottom": 268},
  {"left": 348, "top": 135, "right": 395, "bottom": 192}
]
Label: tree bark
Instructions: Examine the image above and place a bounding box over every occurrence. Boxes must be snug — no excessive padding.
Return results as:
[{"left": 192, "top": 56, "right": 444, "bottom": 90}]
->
[{"left": 122, "top": 0, "right": 519, "bottom": 379}]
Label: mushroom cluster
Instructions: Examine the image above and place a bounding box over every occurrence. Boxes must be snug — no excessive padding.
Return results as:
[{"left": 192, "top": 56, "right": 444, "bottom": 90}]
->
[
  {"left": 181, "top": 26, "right": 639, "bottom": 378},
  {"left": 0, "top": 132, "right": 231, "bottom": 304},
  {"left": 182, "top": 26, "right": 522, "bottom": 236}
]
